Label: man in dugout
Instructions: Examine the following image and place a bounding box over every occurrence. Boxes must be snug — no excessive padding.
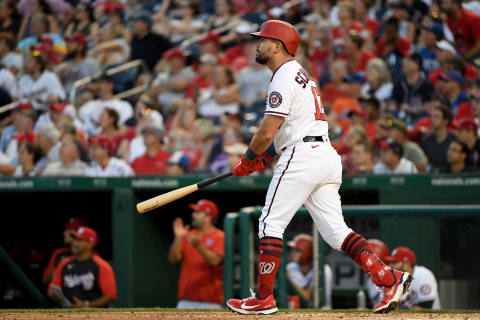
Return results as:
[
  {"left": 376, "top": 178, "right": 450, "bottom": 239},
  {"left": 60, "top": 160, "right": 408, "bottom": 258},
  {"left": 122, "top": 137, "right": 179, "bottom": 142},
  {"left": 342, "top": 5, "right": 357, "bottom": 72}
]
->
[
  {"left": 48, "top": 226, "right": 117, "bottom": 308},
  {"left": 169, "top": 199, "right": 225, "bottom": 309}
]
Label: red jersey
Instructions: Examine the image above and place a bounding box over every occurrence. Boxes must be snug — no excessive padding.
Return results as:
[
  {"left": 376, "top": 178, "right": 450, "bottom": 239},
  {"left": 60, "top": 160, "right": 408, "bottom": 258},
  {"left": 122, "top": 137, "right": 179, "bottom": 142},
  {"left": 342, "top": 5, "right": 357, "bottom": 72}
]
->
[
  {"left": 375, "top": 37, "right": 411, "bottom": 57},
  {"left": 178, "top": 229, "right": 225, "bottom": 304},
  {"left": 446, "top": 9, "right": 480, "bottom": 56},
  {"left": 49, "top": 254, "right": 117, "bottom": 303},
  {"left": 131, "top": 149, "right": 171, "bottom": 175}
]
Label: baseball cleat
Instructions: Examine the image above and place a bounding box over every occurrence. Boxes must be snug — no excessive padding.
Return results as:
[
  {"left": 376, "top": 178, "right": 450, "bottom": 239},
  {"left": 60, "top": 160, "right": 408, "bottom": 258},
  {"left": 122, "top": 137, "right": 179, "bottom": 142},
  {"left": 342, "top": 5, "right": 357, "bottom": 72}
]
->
[
  {"left": 373, "top": 270, "right": 413, "bottom": 314},
  {"left": 227, "top": 289, "right": 278, "bottom": 315}
]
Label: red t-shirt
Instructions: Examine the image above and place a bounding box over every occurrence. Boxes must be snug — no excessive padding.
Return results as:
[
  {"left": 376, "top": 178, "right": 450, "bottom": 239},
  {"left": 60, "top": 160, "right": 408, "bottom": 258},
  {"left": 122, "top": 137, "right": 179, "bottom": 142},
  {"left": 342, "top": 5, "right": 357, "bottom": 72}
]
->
[
  {"left": 178, "top": 229, "right": 225, "bottom": 304},
  {"left": 446, "top": 9, "right": 480, "bottom": 56},
  {"left": 131, "top": 149, "right": 171, "bottom": 175},
  {"left": 375, "top": 37, "right": 411, "bottom": 57},
  {"left": 365, "top": 18, "right": 379, "bottom": 37},
  {"left": 339, "top": 50, "right": 376, "bottom": 73}
]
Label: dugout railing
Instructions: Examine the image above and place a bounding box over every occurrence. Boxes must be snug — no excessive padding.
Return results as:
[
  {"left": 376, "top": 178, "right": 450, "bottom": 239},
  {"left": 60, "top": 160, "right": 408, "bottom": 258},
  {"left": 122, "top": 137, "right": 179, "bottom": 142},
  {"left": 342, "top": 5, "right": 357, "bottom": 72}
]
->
[{"left": 223, "top": 205, "right": 480, "bottom": 309}]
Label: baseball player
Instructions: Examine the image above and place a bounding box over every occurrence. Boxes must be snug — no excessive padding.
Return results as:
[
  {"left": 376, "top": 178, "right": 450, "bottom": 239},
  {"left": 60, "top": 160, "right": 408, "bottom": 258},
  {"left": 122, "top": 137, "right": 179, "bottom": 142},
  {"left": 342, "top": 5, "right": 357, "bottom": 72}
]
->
[
  {"left": 385, "top": 247, "right": 441, "bottom": 310},
  {"left": 365, "top": 239, "right": 391, "bottom": 307},
  {"left": 226, "top": 20, "right": 412, "bottom": 315}
]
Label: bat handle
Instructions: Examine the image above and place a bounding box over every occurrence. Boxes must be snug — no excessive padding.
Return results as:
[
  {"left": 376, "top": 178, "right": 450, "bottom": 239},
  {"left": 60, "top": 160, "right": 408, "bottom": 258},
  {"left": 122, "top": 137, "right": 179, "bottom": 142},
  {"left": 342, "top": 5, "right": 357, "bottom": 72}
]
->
[{"left": 197, "top": 171, "right": 233, "bottom": 189}]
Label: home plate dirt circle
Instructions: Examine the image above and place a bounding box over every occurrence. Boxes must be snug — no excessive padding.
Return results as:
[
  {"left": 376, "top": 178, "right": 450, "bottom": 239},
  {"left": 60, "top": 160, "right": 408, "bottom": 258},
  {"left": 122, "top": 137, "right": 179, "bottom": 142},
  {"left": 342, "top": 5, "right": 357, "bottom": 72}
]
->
[{"left": 1, "top": 312, "right": 479, "bottom": 320}]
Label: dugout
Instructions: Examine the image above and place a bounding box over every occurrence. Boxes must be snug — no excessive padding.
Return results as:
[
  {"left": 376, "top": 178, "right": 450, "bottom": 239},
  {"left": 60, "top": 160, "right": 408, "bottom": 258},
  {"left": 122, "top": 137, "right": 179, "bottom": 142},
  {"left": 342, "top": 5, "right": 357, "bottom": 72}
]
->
[{"left": 1, "top": 174, "right": 480, "bottom": 309}]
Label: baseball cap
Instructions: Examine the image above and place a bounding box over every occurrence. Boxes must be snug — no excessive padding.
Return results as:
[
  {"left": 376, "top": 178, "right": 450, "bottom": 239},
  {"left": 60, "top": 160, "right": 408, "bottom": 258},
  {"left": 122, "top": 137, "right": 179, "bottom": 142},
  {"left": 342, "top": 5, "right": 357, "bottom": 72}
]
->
[
  {"left": 66, "top": 33, "right": 87, "bottom": 48},
  {"left": 199, "top": 53, "right": 217, "bottom": 64},
  {"left": 347, "top": 109, "right": 368, "bottom": 122},
  {"left": 390, "top": 118, "right": 408, "bottom": 135},
  {"left": 224, "top": 143, "right": 248, "bottom": 156},
  {"left": 422, "top": 23, "right": 444, "bottom": 39},
  {"left": 439, "top": 70, "right": 464, "bottom": 86},
  {"left": 168, "top": 151, "right": 190, "bottom": 170},
  {"left": 72, "top": 226, "right": 98, "bottom": 246},
  {"left": 50, "top": 102, "right": 68, "bottom": 112},
  {"left": 458, "top": 117, "right": 478, "bottom": 132},
  {"left": 163, "top": 47, "right": 186, "bottom": 60},
  {"left": 16, "top": 101, "right": 33, "bottom": 111},
  {"left": 12, "top": 131, "right": 35, "bottom": 142},
  {"left": 200, "top": 32, "right": 220, "bottom": 45},
  {"left": 436, "top": 40, "right": 456, "bottom": 55},
  {"left": 379, "top": 139, "right": 404, "bottom": 157},
  {"left": 287, "top": 234, "right": 313, "bottom": 250},
  {"left": 189, "top": 199, "right": 219, "bottom": 219},
  {"left": 64, "top": 217, "right": 87, "bottom": 230},
  {"left": 384, "top": 246, "right": 416, "bottom": 265},
  {"left": 90, "top": 134, "right": 114, "bottom": 155},
  {"left": 343, "top": 73, "right": 365, "bottom": 84}
]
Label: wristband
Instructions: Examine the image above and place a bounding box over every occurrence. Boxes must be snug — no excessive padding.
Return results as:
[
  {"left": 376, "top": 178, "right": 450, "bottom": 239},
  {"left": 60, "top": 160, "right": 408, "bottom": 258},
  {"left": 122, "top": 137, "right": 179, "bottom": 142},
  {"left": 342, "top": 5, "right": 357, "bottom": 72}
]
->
[
  {"left": 244, "top": 147, "right": 258, "bottom": 161},
  {"left": 265, "top": 143, "right": 277, "bottom": 157}
]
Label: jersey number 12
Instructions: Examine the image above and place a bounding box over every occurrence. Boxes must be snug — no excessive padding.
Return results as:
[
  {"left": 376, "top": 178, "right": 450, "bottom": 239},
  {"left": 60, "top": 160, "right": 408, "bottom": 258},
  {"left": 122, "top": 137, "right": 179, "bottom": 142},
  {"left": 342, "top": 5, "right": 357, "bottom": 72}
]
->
[{"left": 311, "top": 86, "right": 326, "bottom": 121}]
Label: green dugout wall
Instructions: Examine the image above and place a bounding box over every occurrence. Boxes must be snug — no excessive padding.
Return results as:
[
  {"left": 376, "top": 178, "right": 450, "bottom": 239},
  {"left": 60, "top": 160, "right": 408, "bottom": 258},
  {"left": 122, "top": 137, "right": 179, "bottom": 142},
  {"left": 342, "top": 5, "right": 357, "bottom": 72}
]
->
[{"left": 1, "top": 174, "right": 480, "bottom": 308}]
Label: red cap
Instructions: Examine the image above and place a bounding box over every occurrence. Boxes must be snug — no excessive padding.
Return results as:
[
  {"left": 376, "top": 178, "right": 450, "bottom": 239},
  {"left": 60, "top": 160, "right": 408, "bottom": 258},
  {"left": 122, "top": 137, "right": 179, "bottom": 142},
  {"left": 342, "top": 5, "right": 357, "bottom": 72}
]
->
[
  {"left": 66, "top": 33, "right": 87, "bottom": 48},
  {"left": 200, "top": 32, "right": 220, "bottom": 45},
  {"left": 367, "top": 239, "right": 390, "bottom": 261},
  {"left": 90, "top": 134, "right": 114, "bottom": 155},
  {"left": 50, "top": 102, "right": 68, "bottom": 112},
  {"left": 40, "top": 34, "right": 53, "bottom": 45},
  {"left": 163, "top": 47, "right": 186, "bottom": 60},
  {"left": 288, "top": 234, "right": 313, "bottom": 264},
  {"left": 72, "top": 226, "right": 98, "bottom": 246},
  {"left": 189, "top": 199, "right": 219, "bottom": 219},
  {"left": 17, "top": 101, "right": 33, "bottom": 111},
  {"left": 384, "top": 246, "right": 416, "bottom": 265},
  {"left": 458, "top": 118, "right": 478, "bottom": 132},
  {"left": 64, "top": 217, "right": 87, "bottom": 230},
  {"left": 12, "top": 131, "right": 35, "bottom": 142}
]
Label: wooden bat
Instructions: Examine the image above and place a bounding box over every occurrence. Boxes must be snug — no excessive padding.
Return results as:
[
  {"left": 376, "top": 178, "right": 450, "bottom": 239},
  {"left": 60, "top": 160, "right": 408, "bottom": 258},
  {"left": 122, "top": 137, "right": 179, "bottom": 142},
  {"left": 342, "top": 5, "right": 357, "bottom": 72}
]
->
[{"left": 136, "top": 172, "right": 233, "bottom": 214}]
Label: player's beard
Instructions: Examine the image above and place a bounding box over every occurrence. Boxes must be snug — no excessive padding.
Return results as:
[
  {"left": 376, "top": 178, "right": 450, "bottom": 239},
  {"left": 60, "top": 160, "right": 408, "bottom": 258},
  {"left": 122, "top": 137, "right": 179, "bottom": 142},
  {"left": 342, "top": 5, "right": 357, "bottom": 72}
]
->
[{"left": 255, "top": 51, "right": 269, "bottom": 65}]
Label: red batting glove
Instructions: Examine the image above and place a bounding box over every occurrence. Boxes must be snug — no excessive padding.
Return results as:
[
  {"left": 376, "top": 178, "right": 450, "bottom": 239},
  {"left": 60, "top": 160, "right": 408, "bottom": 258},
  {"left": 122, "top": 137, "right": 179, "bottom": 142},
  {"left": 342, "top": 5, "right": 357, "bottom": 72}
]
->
[
  {"left": 233, "top": 155, "right": 257, "bottom": 176},
  {"left": 259, "top": 152, "right": 273, "bottom": 168}
]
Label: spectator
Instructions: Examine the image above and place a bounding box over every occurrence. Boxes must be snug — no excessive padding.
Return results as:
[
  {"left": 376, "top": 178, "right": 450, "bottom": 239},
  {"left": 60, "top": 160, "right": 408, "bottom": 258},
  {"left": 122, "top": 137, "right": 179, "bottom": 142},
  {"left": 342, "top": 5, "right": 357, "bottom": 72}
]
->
[
  {"left": 391, "top": 2, "right": 416, "bottom": 44},
  {"left": 85, "top": 134, "right": 133, "bottom": 177},
  {"left": 385, "top": 247, "right": 441, "bottom": 309},
  {"left": 457, "top": 118, "right": 480, "bottom": 168},
  {"left": 18, "top": 51, "right": 66, "bottom": 112},
  {"left": 169, "top": 199, "right": 224, "bottom": 309},
  {"left": 14, "top": 138, "right": 42, "bottom": 177},
  {"left": 17, "top": 13, "right": 66, "bottom": 56},
  {"left": 130, "top": 13, "right": 171, "bottom": 71},
  {"left": 55, "top": 33, "right": 101, "bottom": 93},
  {"left": 131, "top": 126, "right": 171, "bottom": 175},
  {"left": 185, "top": 53, "right": 215, "bottom": 104},
  {"left": 98, "top": 108, "right": 119, "bottom": 140},
  {"left": 34, "top": 99, "right": 74, "bottom": 131},
  {"left": 420, "top": 105, "right": 456, "bottom": 172},
  {"left": 166, "top": 151, "right": 190, "bottom": 175},
  {"left": 64, "top": 2, "right": 98, "bottom": 40},
  {"left": 150, "top": 47, "right": 195, "bottom": 113},
  {"left": 35, "top": 123, "right": 61, "bottom": 174},
  {"left": 0, "top": 33, "right": 22, "bottom": 75},
  {"left": 391, "top": 54, "right": 435, "bottom": 124},
  {"left": 375, "top": 17, "right": 410, "bottom": 77},
  {"left": 373, "top": 140, "right": 418, "bottom": 174},
  {"left": 437, "top": 71, "right": 469, "bottom": 117},
  {"left": 78, "top": 74, "right": 134, "bottom": 136},
  {"left": 387, "top": 119, "right": 428, "bottom": 173},
  {"left": 320, "top": 59, "right": 350, "bottom": 106},
  {"left": 42, "top": 137, "right": 88, "bottom": 176},
  {"left": 0, "top": 60, "right": 17, "bottom": 99},
  {"left": 418, "top": 23, "right": 443, "bottom": 74},
  {"left": 442, "top": 0, "right": 480, "bottom": 59},
  {"left": 88, "top": 22, "right": 130, "bottom": 67},
  {"left": 361, "top": 58, "right": 393, "bottom": 102},
  {"left": 341, "top": 30, "right": 375, "bottom": 74},
  {"left": 350, "top": 140, "right": 376, "bottom": 174},
  {"left": 237, "top": 44, "right": 272, "bottom": 109},
  {"left": 0, "top": 0, "right": 20, "bottom": 36},
  {"left": 442, "top": 139, "right": 474, "bottom": 173},
  {"left": 48, "top": 226, "right": 117, "bottom": 308},
  {"left": 331, "top": 1, "right": 364, "bottom": 55},
  {"left": 4, "top": 105, "right": 36, "bottom": 162},
  {"left": 287, "top": 234, "right": 332, "bottom": 309},
  {"left": 42, "top": 217, "right": 87, "bottom": 285}
]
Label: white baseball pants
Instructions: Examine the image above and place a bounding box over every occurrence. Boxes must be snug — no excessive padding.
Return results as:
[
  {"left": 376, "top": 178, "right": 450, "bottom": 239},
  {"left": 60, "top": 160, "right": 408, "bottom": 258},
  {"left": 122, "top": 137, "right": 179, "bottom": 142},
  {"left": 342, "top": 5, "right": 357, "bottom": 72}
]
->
[{"left": 258, "top": 141, "right": 353, "bottom": 250}]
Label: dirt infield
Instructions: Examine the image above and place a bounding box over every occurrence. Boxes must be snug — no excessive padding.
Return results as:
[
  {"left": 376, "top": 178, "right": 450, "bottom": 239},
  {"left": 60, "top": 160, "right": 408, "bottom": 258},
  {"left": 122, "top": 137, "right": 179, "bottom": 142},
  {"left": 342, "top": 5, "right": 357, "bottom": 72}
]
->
[{"left": 1, "top": 311, "right": 480, "bottom": 320}]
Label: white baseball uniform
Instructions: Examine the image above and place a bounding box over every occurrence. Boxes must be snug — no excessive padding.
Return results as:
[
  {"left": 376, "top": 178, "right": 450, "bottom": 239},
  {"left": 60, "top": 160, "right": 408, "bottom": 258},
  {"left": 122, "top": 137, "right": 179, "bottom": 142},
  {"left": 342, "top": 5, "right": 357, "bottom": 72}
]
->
[
  {"left": 399, "top": 265, "right": 441, "bottom": 309},
  {"left": 287, "top": 262, "right": 333, "bottom": 308},
  {"left": 258, "top": 60, "right": 353, "bottom": 250}
]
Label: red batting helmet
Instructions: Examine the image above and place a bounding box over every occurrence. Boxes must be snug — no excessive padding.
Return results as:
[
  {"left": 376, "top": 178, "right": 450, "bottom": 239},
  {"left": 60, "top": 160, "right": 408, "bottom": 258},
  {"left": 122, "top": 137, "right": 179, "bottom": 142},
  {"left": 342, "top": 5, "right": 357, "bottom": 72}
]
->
[
  {"left": 250, "top": 20, "right": 300, "bottom": 56},
  {"left": 367, "top": 239, "right": 390, "bottom": 261},
  {"left": 288, "top": 234, "right": 313, "bottom": 264}
]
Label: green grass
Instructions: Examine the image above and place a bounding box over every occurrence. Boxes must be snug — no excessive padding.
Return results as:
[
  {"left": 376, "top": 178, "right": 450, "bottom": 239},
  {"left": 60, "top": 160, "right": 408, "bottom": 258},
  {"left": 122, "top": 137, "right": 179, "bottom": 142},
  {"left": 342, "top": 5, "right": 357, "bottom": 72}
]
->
[{"left": 1, "top": 308, "right": 479, "bottom": 314}]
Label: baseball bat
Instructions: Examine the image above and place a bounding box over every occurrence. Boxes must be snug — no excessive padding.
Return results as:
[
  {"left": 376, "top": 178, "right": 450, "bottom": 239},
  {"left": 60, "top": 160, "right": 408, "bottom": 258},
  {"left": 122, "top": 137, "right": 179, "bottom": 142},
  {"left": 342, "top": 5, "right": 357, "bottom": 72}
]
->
[{"left": 136, "top": 171, "right": 233, "bottom": 214}]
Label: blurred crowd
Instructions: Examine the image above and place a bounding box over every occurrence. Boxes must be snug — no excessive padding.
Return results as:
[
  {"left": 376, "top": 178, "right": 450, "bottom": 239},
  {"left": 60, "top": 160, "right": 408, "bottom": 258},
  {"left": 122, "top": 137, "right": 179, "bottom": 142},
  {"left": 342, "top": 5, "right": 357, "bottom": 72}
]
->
[{"left": 0, "top": 0, "right": 479, "bottom": 177}]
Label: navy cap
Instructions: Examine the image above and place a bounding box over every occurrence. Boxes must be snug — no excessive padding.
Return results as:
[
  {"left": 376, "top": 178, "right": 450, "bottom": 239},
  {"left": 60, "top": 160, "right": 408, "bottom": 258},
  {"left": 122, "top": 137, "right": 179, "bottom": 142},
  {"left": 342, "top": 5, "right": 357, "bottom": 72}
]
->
[
  {"left": 343, "top": 73, "right": 365, "bottom": 84},
  {"left": 422, "top": 23, "right": 444, "bottom": 40},
  {"left": 439, "top": 70, "right": 464, "bottom": 86}
]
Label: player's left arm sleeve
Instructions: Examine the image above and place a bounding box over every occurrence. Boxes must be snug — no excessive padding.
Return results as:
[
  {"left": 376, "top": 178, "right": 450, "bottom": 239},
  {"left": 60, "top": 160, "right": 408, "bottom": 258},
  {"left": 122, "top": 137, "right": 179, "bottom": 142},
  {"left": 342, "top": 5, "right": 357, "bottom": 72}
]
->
[
  {"left": 209, "top": 231, "right": 225, "bottom": 258},
  {"left": 98, "top": 261, "right": 118, "bottom": 300},
  {"left": 264, "top": 77, "right": 294, "bottom": 118}
]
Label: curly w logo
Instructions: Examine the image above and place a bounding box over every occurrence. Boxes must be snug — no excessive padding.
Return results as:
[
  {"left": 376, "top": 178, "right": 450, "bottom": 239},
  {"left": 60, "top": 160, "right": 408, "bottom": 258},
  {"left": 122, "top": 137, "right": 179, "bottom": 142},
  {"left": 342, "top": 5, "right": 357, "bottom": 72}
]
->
[{"left": 259, "top": 262, "right": 276, "bottom": 274}]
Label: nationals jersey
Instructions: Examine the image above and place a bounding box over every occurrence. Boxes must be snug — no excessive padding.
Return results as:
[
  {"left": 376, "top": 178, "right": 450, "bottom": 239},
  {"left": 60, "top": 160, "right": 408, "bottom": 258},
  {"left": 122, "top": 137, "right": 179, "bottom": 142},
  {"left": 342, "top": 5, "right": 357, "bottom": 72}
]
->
[
  {"left": 399, "top": 266, "right": 441, "bottom": 309},
  {"left": 265, "top": 60, "right": 328, "bottom": 154}
]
